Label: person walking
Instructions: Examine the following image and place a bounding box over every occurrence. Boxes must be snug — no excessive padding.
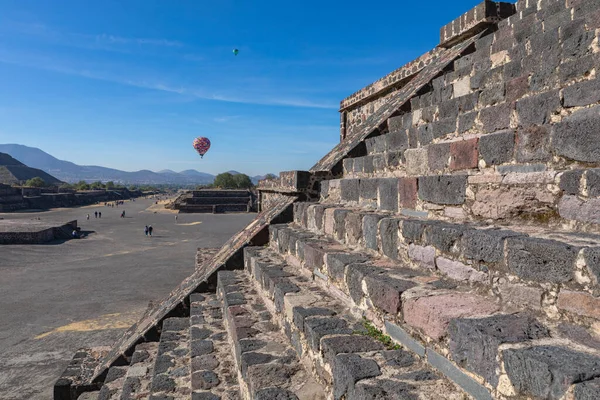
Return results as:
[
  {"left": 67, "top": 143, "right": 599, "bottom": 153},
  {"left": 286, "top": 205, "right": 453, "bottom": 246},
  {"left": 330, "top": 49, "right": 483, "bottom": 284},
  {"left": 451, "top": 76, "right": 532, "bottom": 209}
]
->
[
  {"left": 175, "top": 214, "right": 178, "bottom": 223},
  {"left": 86, "top": 214, "right": 90, "bottom": 220},
  {"left": 148, "top": 225, "right": 153, "bottom": 236},
  {"left": 144, "top": 225, "right": 149, "bottom": 236},
  {"left": 99, "top": 211, "right": 102, "bottom": 218},
  {"left": 94, "top": 211, "right": 98, "bottom": 218}
]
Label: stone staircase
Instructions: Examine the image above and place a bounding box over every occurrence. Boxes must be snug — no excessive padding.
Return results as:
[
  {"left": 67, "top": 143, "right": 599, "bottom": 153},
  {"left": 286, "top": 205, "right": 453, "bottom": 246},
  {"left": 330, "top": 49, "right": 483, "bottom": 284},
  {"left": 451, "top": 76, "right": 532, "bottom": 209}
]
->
[{"left": 56, "top": 0, "right": 600, "bottom": 399}]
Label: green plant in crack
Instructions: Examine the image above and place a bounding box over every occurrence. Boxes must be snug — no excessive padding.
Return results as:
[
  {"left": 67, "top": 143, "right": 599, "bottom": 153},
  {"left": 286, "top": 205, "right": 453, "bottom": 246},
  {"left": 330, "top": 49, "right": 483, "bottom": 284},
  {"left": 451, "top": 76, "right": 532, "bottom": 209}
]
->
[{"left": 354, "top": 318, "right": 401, "bottom": 350}]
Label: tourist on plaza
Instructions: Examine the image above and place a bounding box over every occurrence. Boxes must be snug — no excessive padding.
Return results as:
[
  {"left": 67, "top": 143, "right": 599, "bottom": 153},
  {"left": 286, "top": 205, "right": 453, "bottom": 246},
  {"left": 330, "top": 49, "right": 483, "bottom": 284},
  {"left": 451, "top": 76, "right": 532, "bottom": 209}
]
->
[
  {"left": 94, "top": 211, "right": 98, "bottom": 218},
  {"left": 148, "top": 225, "right": 153, "bottom": 236},
  {"left": 144, "top": 225, "right": 149, "bottom": 236}
]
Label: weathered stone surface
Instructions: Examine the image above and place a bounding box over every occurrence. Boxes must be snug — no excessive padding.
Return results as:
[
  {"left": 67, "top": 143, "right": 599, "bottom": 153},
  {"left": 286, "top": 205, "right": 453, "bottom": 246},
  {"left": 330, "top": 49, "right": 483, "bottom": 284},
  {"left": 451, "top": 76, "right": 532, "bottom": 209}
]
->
[
  {"left": 557, "top": 290, "right": 600, "bottom": 319},
  {"left": 498, "top": 282, "right": 542, "bottom": 309},
  {"left": 463, "top": 228, "right": 521, "bottom": 263},
  {"left": 345, "top": 212, "right": 365, "bottom": 246},
  {"left": 353, "top": 379, "right": 417, "bottom": 400},
  {"left": 505, "top": 75, "right": 529, "bottom": 102},
  {"left": 192, "top": 370, "right": 220, "bottom": 390},
  {"left": 574, "top": 378, "right": 600, "bottom": 400},
  {"left": 191, "top": 340, "right": 214, "bottom": 357},
  {"left": 418, "top": 175, "right": 467, "bottom": 205},
  {"left": 365, "top": 274, "right": 417, "bottom": 314},
  {"left": 379, "top": 218, "right": 400, "bottom": 260},
  {"left": 450, "top": 138, "right": 479, "bottom": 170},
  {"left": 333, "top": 209, "right": 350, "bottom": 241},
  {"left": 479, "top": 103, "right": 512, "bottom": 132},
  {"left": 362, "top": 214, "right": 385, "bottom": 251},
  {"left": 346, "top": 265, "right": 379, "bottom": 304},
  {"left": 398, "top": 177, "right": 418, "bottom": 209},
  {"left": 564, "top": 78, "right": 600, "bottom": 107},
  {"left": 386, "top": 130, "right": 409, "bottom": 153},
  {"left": 552, "top": 106, "right": 600, "bottom": 162},
  {"left": 303, "top": 317, "right": 352, "bottom": 351},
  {"left": 496, "top": 164, "right": 546, "bottom": 174},
  {"left": 359, "top": 179, "right": 378, "bottom": 203},
  {"left": 423, "top": 222, "right": 465, "bottom": 253},
  {"left": 503, "top": 346, "right": 600, "bottom": 399},
  {"left": 254, "top": 388, "right": 298, "bottom": 400},
  {"left": 436, "top": 257, "right": 487, "bottom": 283},
  {"left": 401, "top": 219, "right": 427, "bottom": 244},
  {"left": 559, "top": 170, "right": 584, "bottom": 195},
  {"left": 321, "top": 335, "right": 385, "bottom": 362},
  {"left": 471, "top": 186, "right": 555, "bottom": 220},
  {"left": 340, "top": 179, "right": 359, "bottom": 202},
  {"left": 516, "top": 90, "right": 560, "bottom": 126},
  {"left": 292, "top": 307, "right": 336, "bottom": 332},
  {"left": 584, "top": 247, "right": 600, "bottom": 284},
  {"left": 378, "top": 178, "right": 399, "bottom": 212},
  {"left": 332, "top": 354, "right": 381, "bottom": 400},
  {"left": 428, "top": 143, "right": 450, "bottom": 172},
  {"left": 405, "top": 149, "right": 429, "bottom": 176},
  {"left": 559, "top": 195, "right": 600, "bottom": 224},
  {"left": 516, "top": 125, "right": 551, "bottom": 162},
  {"left": 366, "top": 136, "right": 386, "bottom": 154},
  {"left": 408, "top": 244, "right": 436, "bottom": 269},
  {"left": 449, "top": 314, "right": 549, "bottom": 386},
  {"left": 479, "top": 130, "right": 514, "bottom": 166},
  {"left": 403, "top": 293, "right": 500, "bottom": 340},
  {"left": 506, "top": 237, "right": 579, "bottom": 283},
  {"left": 325, "top": 252, "right": 369, "bottom": 282},
  {"left": 586, "top": 169, "right": 600, "bottom": 198}
]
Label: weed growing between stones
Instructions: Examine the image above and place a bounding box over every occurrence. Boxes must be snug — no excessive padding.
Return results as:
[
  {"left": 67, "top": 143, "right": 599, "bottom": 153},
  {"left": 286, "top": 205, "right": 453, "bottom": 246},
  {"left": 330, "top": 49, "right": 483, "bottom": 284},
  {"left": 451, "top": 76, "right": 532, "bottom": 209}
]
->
[{"left": 356, "top": 318, "right": 401, "bottom": 350}]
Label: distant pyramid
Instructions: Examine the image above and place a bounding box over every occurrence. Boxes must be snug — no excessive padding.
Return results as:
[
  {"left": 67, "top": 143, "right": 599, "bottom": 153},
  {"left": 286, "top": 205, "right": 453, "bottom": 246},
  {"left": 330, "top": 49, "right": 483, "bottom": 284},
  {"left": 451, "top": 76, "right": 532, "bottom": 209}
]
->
[{"left": 0, "top": 152, "right": 62, "bottom": 185}]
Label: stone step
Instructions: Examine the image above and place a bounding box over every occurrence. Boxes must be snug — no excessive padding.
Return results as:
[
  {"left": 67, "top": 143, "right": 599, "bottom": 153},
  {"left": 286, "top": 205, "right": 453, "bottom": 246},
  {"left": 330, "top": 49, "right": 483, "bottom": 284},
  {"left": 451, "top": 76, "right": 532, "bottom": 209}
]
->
[
  {"left": 291, "top": 202, "right": 600, "bottom": 320},
  {"left": 266, "top": 221, "right": 600, "bottom": 399},
  {"left": 323, "top": 165, "right": 600, "bottom": 232},
  {"left": 243, "top": 246, "right": 472, "bottom": 400},
  {"left": 189, "top": 292, "right": 240, "bottom": 399},
  {"left": 217, "top": 270, "right": 326, "bottom": 399},
  {"left": 149, "top": 317, "right": 192, "bottom": 398}
]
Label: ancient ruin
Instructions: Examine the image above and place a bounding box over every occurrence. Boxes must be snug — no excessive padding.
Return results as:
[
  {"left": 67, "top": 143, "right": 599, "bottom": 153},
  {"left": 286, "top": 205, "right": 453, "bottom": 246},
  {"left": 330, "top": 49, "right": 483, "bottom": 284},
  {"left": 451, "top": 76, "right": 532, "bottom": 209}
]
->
[
  {"left": 54, "top": 0, "right": 600, "bottom": 398},
  {"left": 170, "top": 190, "right": 255, "bottom": 214}
]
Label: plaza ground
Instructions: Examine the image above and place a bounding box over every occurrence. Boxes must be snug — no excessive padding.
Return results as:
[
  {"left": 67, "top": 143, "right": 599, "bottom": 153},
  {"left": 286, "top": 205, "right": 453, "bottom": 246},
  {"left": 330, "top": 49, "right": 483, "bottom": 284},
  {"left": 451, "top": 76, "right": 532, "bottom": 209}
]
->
[{"left": 0, "top": 197, "right": 255, "bottom": 400}]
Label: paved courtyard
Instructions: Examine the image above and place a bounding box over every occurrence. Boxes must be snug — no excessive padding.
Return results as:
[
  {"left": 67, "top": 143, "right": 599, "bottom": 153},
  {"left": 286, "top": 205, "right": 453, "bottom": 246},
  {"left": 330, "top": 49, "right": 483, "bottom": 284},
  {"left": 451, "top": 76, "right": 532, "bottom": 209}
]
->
[{"left": 0, "top": 197, "right": 256, "bottom": 399}]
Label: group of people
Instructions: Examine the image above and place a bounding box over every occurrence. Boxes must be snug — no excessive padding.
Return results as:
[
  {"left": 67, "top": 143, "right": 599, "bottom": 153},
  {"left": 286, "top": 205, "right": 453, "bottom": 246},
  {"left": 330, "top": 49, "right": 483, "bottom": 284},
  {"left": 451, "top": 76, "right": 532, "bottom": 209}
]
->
[
  {"left": 144, "top": 225, "right": 154, "bottom": 236},
  {"left": 86, "top": 211, "right": 102, "bottom": 220}
]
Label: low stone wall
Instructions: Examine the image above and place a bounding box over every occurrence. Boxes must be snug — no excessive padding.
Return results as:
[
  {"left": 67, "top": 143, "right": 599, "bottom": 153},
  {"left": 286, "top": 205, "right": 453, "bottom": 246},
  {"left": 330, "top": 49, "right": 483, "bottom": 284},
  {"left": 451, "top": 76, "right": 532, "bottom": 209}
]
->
[{"left": 0, "top": 220, "right": 78, "bottom": 244}]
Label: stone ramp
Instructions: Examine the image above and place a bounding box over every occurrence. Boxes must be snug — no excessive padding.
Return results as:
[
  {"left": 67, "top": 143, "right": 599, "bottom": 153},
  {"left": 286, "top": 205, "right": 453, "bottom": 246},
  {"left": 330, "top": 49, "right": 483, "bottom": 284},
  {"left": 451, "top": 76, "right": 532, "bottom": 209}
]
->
[
  {"left": 310, "top": 32, "right": 483, "bottom": 174},
  {"left": 55, "top": 196, "right": 297, "bottom": 397}
]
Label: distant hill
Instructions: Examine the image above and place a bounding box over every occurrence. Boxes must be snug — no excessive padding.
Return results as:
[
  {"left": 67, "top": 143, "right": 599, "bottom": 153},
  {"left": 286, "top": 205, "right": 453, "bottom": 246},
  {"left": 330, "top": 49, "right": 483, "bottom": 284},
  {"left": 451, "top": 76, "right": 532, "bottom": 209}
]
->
[
  {"left": 0, "top": 144, "right": 271, "bottom": 185},
  {"left": 0, "top": 152, "right": 62, "bottom": 185}
]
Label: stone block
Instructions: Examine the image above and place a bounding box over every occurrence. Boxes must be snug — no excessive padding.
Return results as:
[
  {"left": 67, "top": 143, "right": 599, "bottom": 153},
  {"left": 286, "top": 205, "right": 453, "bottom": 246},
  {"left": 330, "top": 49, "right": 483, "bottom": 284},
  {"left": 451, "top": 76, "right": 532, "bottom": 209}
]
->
[
  {"left": 359, "top": 178, "right": 378, "bottom": 203},
  {"left": 303, "top": 243, "right": 327, "bottom": 271},
  {"left": 387, "top": 115, "right": 406, "bottom": 132},
  {"left": 496, "top": 164, "right": 546, "bottom": 174},
  {"left": 559, "top": 170, "right": 584, "bottom": 195},
  {"left": 321, "top": 335, "right": 385, "bottom": 362},
  {"left": 503, "top": 346, "right": 600, "bottom": 399},
  {"left": 479, "top": 130, "right": 514, "bottom": 165},
  {"left": 449, "top": 314, "right": 549, "bottom": 387},
  {"left": 423, "top": 222, "right": 465, "bottom": 253},
  {"left": 345, "top": 212, "right": 364, "bottom": 246},
  {"left": 450, "top": 138, "right": 479, "bottom": 170},
  {"left": 453, "top": 76, "right": 471, "bottom": 97},
  {"left": 320, "top": 180, "right": 329, "bottom": 199},
  {"left": 398, "top": 177, "right": 418, "bottom": 209},
  {"left": 558, "top": 195, "right": 600, "bottom": 224},
  {"left": 498, "top": 282, "right": 543, "bottom": 309},
  {"left": 353, "top": 157, "right": 364, "bottom": 173},
  {"left": 562, "top": 26, "right": 595, "bottom": 60},
  {"left": 479, "top": 102, "right": 512, "bottom": 133},
  {"left": 363, "top": 155, "right": 374, "bottom": 173},
  {"left": 365, "top": 135, "right": 386, "bottom": 154},
  {"left": 324, "top": 208, "right": 336, "bottom": 236},
  {"left": 560, "top": 55, "right": 596, "bottom": 85},
  {"left": 378, "top": 218, "right": 400, "bottom": 260},
  {"left": 516, "top": 90, "right": 561, "bottom": 126},
  {"left": 471, "top": 186, "right": 555, "bottom": 220},
  {"left": 463, "top": 228, "right": 521, "bottom": 264},
  {"left": 552, "top": 106, "right": 600, "bottom": 162},
  {"left": 362, "top": 214, "right": 385, "bottom": 251},
  {"left": 343, "top": 158, "right": 353, "bottom": 175},
  {"left": 458, "top": 111, "right": 477, "bottom": 133},
  {"left": 325, "top": 252, "right": 368, "bottom": 282},
  {"left": 479, "top": 83, "right": 506, "bottom": 106},
  {"left": 505, "top": 76, "right": 529, "bottom": 102},
  {"left": 586, "top": 169, "right": 600, "bottom": 197},
  {"left": 377, "top": 178, "right": 399, "bottom": 212},
  {"left": 574, "top": 378, "right": 600, "bottom": 400},
  {"left": 436, "top": 257, "right": 487, "bottom": 283},
  {"left": 515, "top": 125, "right": 551, "bottom": 162},
  {"left": 311, "top": 205, "right": 329, "bottom": 232},
  {"left": 332, "top": 354, "right": 381, "bottom": 400},
  {"left": 292, "top": 307, "right": 336, "bottom": 332},
  {"left": 333, "top": 209, "right": 350, "bottom": 241},
  {"left": 584, "top": 247, "right": 600, "bottom": 284},
  {"left": 400, "top": 219, "right": 427, "bottom": 244},
  {"left": 340, "top": 179, "right": 359, "bottom": 202},
  {"left": 506, "top": 237, "right": 579, "bottom": 283},
  {"left": 304, "top": 317, "right": 352, "bottom": 351},
  {"left": 373, "top": 154, "right": 386, "bottom": 171},
  {"left": 346, "top": 264, "right": 378, "bottom": 304},
  {"left": 405, "top": 149, "right": 429, "bottom": 176},
  {"left": 427, "top": 143, "right": 450, "bottom": 172},
  {"left": 385, "top": 151, "right": 403, "bottom": 169},
  {"left": 432, "top": 118, "right": 456, "bottom": 139},
  {"left": 365, "top": 274, "right": 417, "bottom": 314},
  {"left": 403, "top": 293, "right": 500, "bottom": 340},
  {"left": 408, "top": 244, "right": 436, "bottom": 269},
  {"left": 417, "top": 124, "right": 434, "bottom": 146},
  {"left": 418, "top": 175, "right": 467, "bottom": 205},
  {"left": 386, "top": 130, "right": 409, "bottom": 153},
  {"left": 557, "top": 290, "right": 600, "bottom": 319}
]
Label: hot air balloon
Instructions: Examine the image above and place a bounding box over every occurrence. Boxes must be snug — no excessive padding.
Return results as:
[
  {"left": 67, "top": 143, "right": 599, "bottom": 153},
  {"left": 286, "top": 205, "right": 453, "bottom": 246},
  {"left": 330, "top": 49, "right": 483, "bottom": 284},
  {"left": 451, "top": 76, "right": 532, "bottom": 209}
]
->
[
  {"left": 232, "top": 48, "right": 239, "bottom": 56},
  {"left": 193, "top": 137, "right": 211, "bottom": 158}
]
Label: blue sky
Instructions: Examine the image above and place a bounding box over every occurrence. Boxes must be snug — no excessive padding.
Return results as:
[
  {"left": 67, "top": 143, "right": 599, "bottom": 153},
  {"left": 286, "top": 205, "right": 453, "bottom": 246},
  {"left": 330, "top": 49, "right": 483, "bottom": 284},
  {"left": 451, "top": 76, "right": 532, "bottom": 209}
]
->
[{"left": 0, "top": 0, "right": 486, "bottom": 176}]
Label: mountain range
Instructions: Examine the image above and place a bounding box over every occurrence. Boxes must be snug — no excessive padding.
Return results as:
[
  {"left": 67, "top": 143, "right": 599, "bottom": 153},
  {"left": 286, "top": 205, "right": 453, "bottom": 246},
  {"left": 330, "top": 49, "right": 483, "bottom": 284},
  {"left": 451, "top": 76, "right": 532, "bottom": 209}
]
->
[{"left": 0, "top": 144, "right": 272, "bottom": 185}]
